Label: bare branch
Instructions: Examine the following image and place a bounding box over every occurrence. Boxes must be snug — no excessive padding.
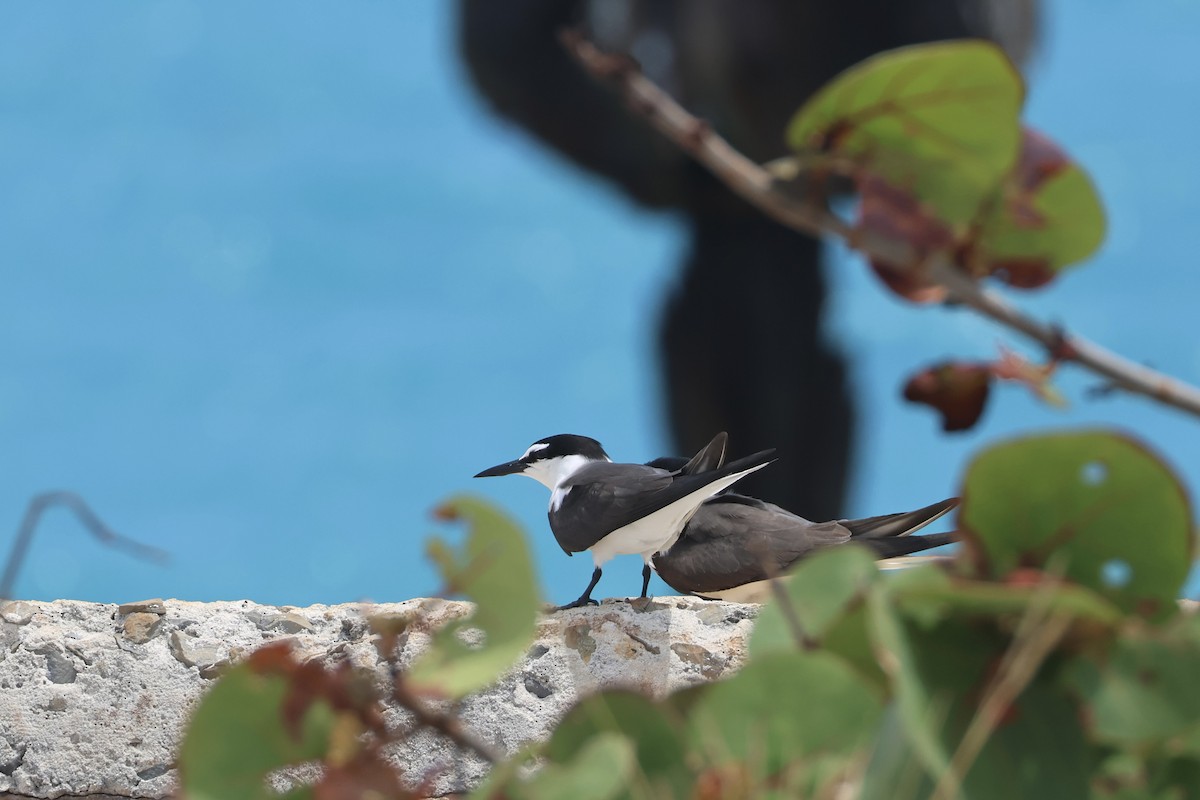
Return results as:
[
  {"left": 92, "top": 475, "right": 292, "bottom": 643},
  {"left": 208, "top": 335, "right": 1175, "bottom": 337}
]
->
[
  {"left": 560, "top": 31, "right": 1200, "bottom": 420},
  {"left": 390, "top": 676, "right": 503, "bottom": 764},
  {"left": 0, "top": 491, "right": 169, "bottom": 601}
]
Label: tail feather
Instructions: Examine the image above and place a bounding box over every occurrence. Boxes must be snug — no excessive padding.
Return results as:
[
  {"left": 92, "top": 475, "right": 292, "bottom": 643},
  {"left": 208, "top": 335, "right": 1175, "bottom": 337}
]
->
[
  {"left": 843, "top": 498, "right": 959, "bottom": 540},
  {"left": 865, "top": 530, "right": 958, "bottom": 559},
  {"left": 681, "top": 432, "right": 728, "bottom": 475}
]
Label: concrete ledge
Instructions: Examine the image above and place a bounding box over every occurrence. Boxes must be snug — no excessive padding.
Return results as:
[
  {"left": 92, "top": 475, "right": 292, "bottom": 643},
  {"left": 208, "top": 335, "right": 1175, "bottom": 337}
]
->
[{"left": 0, "top": 597, "right": 758, "bottom": 799}]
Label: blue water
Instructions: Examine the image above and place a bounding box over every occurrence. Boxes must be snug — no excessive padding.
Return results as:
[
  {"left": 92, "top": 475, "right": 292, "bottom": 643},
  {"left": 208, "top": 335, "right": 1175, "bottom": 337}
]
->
[{"left": 1, "top": 2, "right": 1198, "bottom": 605}]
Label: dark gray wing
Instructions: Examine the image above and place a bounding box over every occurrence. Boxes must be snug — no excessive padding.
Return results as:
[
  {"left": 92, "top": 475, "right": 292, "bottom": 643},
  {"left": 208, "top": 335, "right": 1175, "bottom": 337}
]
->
[
  {"left": 550, "top": 462, "right": 673, "bottom": 554},
  {"left": 551, "top": 449, "right": 775, "bottom": 555},
  {"left": 842, "top": 498, "right": 959, "bottom": 539},
  {"left": 653, "top": 498, "right": 851, "bottom": 594}
]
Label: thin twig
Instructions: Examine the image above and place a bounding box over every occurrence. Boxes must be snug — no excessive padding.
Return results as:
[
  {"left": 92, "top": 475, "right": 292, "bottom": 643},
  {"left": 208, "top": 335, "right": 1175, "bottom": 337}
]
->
[
  {"left": 560, "top": 31, "right": 1200, "bottom": 420},
  {"left": 0, "top": 491, "right": 169, "bottom": 601},
  {"left": 756, "top": 539, "right": 818, "bottom": 651},
  {"left": 391, "top": 677, "right": 502, "bottom": 764},
  {"left": 765, "top": 576, "right": 818, "bottom": 651}
]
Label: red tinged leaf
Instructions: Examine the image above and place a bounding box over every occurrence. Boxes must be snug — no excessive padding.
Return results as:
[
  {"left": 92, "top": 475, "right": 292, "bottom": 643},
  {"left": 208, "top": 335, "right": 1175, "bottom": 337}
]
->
[
  {"left": 903, "top": 362, "right": 993, "bottom": 432},
  {"left": 1010, "top": 129, "right": 1071, "bottom": 197},
  {"left": 969, "top": 127, "right": 1106, "bottom": 288},
  {"left": 246, "top": 640, "right": 298, "bottom": 675},
  {"left": 989, "top": 259, "right": 1056, "bottom": 289},
  {"left": 314, "top": 748, "right": 419, "bottom": 800},
  {"left": 247, "top": 641, "right": 387, "bottom": 742},
  {"left": 858, "top": 176, "right": 954, "bottom": 303}
]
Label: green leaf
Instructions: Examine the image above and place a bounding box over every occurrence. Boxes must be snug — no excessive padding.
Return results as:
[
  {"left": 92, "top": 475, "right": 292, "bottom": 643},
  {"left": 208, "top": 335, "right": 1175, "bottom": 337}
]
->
[
  {"left": 959, "top": 430, "right": 1193, "bottom": 619},
  {"left": 859, "top": 707, "right": 937, "bottom": 800},
  {"left": 867, "top": 589, "right": 960, "bottom": 781},
  {"left": 891, "top": 568, "right": 1123, "bottom": 627},
  {"left": 178, "top": 664, "right": 335, "bottom": 800},
  {"left": 975, "top": 129, "right": 1107, "bottom": 288},
  {"left": 749, "top": 545, "right": 878, "bottom": 656},
  {"left": 408, "top": 495, "right": 541, "bottom": 698},
  {"left": 516, "top": 733, "right": 637, "bottom": 800},
  {"left": 545, "top": 690, "right": 691, "bottom": 799},
  {"left": 1067, "top": 616, "right": 1200, "bottom": 745},
  {"left": 963, "top": 681, "right": 1091, "bottom": 799},
  {"left": 686, "top": 651, "right": 882, "bottom": 779},
  {"left": 867, "top": 599, "right": 1091, "bottom": 799},
  {"left": 787, "top": 40, "right": 1023, "bottom": 226}
]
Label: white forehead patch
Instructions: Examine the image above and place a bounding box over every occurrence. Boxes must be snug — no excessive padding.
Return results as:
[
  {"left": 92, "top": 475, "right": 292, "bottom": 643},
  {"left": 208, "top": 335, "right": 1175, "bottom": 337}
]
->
[{"left": 521, "top": 442, "right": 551, "bottom": 460}]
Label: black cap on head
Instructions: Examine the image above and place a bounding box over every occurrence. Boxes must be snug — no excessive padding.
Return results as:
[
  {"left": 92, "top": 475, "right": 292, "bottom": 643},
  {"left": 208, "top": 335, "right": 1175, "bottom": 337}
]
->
[
  {"left": 529, "top": 434, "right": 609, "bottom": 462},
  {"left": 474, "top": 434, "right": 610, "bottom": 479}
]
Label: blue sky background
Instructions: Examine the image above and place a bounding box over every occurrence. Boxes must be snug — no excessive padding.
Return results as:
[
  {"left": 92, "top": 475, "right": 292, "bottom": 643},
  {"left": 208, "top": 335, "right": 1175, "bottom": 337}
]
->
[{"left": 1, "top": 2, "right": 1198, "bottom": 606}]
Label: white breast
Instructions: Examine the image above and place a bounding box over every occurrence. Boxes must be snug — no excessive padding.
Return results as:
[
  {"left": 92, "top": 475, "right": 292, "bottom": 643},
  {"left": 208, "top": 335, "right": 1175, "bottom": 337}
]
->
[{"left": 588, "top": 461, "right": 770, "bottom": 566}]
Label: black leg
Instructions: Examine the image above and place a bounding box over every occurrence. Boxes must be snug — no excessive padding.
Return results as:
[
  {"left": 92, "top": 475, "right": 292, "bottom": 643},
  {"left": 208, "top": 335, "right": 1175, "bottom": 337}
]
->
[
  {"left": 557, "top": 567, "right": 602, "bottom": 610},
  {"left": 639, "top": 564, "right": 652, "bottom": 599}
]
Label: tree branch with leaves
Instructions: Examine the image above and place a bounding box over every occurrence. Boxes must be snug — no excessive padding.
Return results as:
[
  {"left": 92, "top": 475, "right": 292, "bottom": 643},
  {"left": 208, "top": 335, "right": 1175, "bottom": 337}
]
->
[{"left": 560, "top": 31, "right": 1200, "bottom": 429}]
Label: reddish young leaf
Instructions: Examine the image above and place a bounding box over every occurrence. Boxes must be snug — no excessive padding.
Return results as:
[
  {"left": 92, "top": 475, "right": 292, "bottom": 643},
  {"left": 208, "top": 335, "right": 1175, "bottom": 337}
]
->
[
  {"left": 858, "top": 176, "right": 955, "bottom": 303},
  {"left": 315, "top": 747, "right": 418, "bottom": 800},
  {"left": 248, "top": 641, "right": 387, "bottom": 742},
  {"left": 903, "top": 362, "right": 993, "bottom": 431},
  {"left": 990, "top": 345, "right": 1066, "bottom": 407}
]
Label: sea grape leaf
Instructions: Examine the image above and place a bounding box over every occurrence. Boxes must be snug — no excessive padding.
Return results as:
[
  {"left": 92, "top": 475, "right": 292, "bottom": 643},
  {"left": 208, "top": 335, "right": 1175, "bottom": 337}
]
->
[
  {"left": 787, "top": 40, "right": 1023, "bottom": 227},
  {"left": 958, "top": 430, "right": 1192, "bottom": 619},
  {"left": 685, "top": 651, "right": 883, "bottom": 779},
  {"left": 867, "top": 589, "right": 960, "bottom": 781},
  {"left": 1067, "top": 614, "right": 1200, "bottom": 745},
  {"left": 862, "top": 685, "right": 1091, "bottom": 800},
  {"left": 903, "top": 361, "right": 993, "bottom": 432},
  {"left": 408, "top": 495, "right": 541, "bottom": 698},
  {"left": 178, "top": 661, "right": 336, "bottom": 800},
  {"left": 544, "top": 690, "right": 691, "bottom": 799},
  {"left": 749, "top": 544, "right": 878, "bottom": 657},
  {"left": 955, "top": 680, "right": 1091, "bottom": 799},
  {"left": 858, "top": 175, "right": 953, "bottom": 303},
  {"left": 867, "top": 595, "right": 1090, "bottom": 799},
  {"left": 515, "top": 733, "right": 637, "bottom": 800},
  {"left": 889, "top": 565, "right": 1122, "bottom": 628},
  {"left": 974, "top": 128, "right": 1106, "bottom": 288}
]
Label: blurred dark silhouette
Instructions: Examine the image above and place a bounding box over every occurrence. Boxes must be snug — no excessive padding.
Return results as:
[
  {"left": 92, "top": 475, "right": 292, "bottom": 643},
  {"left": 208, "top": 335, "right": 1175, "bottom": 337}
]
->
[{"left": 457, "top": 0, "right": 1038, "bottom": 519}]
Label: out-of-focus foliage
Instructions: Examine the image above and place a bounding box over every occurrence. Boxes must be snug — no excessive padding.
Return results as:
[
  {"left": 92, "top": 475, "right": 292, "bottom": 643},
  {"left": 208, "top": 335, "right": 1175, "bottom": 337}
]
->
[
  {"left": 178, "top": 430, "right": 1197, "bottom": 798},
  {"left": 408, "top": 495, "right": 542, "bottom": 698},
  {"left": 788, "top": 41, "right": 1023, "bottom": 228},
  {"left": 783, "top": 41, "right": 1107, "bottom": 432},
  {"left": 176, "top": 40, "right": 1197, "bottom": 799},
  {"left": 475, "top": 429, "right": 1197, "bottom": 798},
  {"left": 178, "top": 642, "right": 410, "bottom": 800},
  {"left": 959, "top": 431, "right": 1192, "bottom": 619}
]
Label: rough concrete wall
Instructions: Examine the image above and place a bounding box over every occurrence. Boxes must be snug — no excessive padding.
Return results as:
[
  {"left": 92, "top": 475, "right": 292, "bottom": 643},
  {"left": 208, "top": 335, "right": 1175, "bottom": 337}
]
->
[{"left": 0, "top": 596, "right": 758, "bottom": 799}]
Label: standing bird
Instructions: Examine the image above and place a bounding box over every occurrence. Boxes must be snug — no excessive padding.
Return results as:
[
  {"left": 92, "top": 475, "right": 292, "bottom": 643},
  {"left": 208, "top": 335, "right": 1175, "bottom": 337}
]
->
[
  {"left": 475, "top": 433, "right": 774, "bottom": 609},
  {"left": 644, "top": 455, "right": 958, "bottom": 603}
]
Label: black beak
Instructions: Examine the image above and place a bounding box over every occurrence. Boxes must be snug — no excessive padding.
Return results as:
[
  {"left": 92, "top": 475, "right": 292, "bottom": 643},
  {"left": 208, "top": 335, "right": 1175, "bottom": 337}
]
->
[{"left": 474, "top": 459, "right": 526, "bottom": 478}]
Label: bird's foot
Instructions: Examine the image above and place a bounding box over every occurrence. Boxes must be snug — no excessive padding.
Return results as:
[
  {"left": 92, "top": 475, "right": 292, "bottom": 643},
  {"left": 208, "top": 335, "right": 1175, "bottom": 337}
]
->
[{"left": 555, "top": 597, "right": 599, "bottom": 611}]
